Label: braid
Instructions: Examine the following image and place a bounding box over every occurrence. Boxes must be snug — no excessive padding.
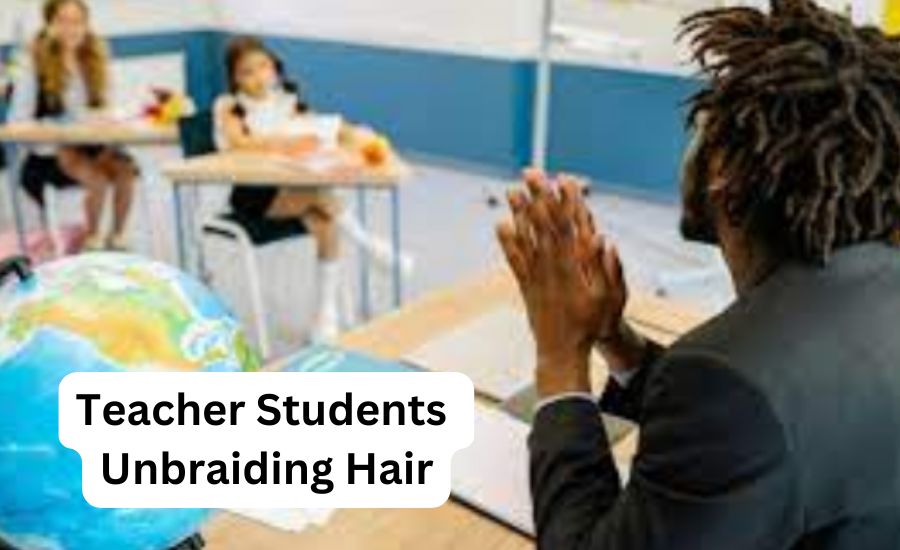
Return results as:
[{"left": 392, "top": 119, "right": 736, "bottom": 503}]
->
[{"left": 682, "top": 0, "right": 900, "bottom": 263}]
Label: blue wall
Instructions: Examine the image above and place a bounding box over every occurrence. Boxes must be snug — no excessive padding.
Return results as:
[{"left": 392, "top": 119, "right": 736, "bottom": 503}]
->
[
  {"left": 547, "top": 64, "right": 697, "bottom": 196},
  {"left": 3, "top": 29, "right": 696, "bottom": 198}
]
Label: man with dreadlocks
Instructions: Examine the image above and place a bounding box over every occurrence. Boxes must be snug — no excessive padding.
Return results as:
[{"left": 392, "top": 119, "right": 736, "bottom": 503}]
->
[{"left": 496, "top": 0, "right": 900, "bottom": 548}]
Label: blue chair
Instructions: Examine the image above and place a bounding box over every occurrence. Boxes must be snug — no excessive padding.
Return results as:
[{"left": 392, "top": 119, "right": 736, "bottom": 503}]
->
[{"left": 178, "top": 111, "right": 311, "bottom": 357}]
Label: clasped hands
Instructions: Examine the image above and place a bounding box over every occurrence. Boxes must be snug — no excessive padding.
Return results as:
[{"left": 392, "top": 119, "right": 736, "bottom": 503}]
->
[{"left": 496, "top": 169, "right": 641, "bottom": 398}]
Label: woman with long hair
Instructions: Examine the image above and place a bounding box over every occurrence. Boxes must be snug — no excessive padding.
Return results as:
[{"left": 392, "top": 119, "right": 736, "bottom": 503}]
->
[{"left": 8, "top": 0, "right": 138, "bottom": 251}]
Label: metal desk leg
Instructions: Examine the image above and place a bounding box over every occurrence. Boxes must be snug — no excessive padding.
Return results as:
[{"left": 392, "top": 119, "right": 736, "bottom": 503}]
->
[
  {"left": 173, "top": 184, "right": 188, "bottom": 271},
  {"left": 4, "top": 142, "right": 26, "bottom": 254},
  {"left": 186, "top": 185, "right": 202, "bottom": 277},
  {"left": 181, "top": 184, "right": 202, "bottom": 277},
  {"left": 356, "top": 186, "right": 372, "bottom": 320},
  {"left": 194, "top": 187, "right": 209, "bottom": 285},
  {"left": 390, "top": 186, "right": 402, "bottom": 308},
  {"left": 133, "top": 148, "right": 168, "bottom": 261}
]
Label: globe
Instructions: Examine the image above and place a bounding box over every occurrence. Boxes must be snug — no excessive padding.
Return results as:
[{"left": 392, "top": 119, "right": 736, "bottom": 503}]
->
[{"left": 0, "top": 253, "right": 261, "bottom": 549}]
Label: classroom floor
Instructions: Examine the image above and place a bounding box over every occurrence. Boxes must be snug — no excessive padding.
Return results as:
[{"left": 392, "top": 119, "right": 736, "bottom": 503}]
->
[{"left": 0, "top": 155, "right": 734, "bottom": 358}]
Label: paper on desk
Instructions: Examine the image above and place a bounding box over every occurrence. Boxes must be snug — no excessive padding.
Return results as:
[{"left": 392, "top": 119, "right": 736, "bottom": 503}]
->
[
  {"left": 405, "top": 306, "right": 611, "bottom": 402},
  {"left": 305, "top": 152, "right": 346, "bottom": 174},
  {"left": 227, "top": 508, "right": 335, "bottom": 532},
  {"left": 451, "top": 403, "right": 534, "bottom": 535},
  {"left": 267, "top": 150, "right": 353, "bottom": 176},
  {"left": 404, "top": 307, "right": 535, "bottom": 401},
  {"left": 453, "top": 404, "right": 633, "bottom": 538},
  {"left": 70, "top": 107, "right": 136, "bottom": 125},
  {"left": 279, "top": 114, "right": 343, "bottom": 149}
]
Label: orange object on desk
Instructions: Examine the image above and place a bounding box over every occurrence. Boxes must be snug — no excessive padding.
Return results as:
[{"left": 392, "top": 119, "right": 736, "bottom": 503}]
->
[{"left": 361, "top": 134, "right": 393, "bottom": 167}]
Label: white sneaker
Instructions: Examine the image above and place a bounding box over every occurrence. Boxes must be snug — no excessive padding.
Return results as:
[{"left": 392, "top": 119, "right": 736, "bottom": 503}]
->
[
  {"left": 309, "top": 307, "right": 341, "bottom": 344},
  {"left": 81, "top": 234, "right": 105, "bottom": 252},
  {"left": 107, "top": 233, "right": 130, "bottom": 252}
]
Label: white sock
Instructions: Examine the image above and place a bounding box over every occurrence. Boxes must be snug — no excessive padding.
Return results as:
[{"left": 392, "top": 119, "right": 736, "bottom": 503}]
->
[
  {"left": 311, "top": 260, "right": 341, "bottom": 342},
  {"left": 336, "top": 211, "right": 379, "bottom": 250},
  {"left": 336, "top": 211, "right": 413, "bottom": 274}
]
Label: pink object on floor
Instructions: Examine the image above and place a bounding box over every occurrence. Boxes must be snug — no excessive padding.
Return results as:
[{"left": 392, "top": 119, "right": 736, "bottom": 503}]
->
[{"left": 0, "top": 224, "right": 87, "bottom": 264}]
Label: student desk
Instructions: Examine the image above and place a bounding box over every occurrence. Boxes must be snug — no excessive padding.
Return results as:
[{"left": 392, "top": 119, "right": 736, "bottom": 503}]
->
[
  {"left": 201, "top": 268, "right": 710, "bottom": 549},
  {"left": 162, "top": 150, "right": 413, "bottom": 316},
  {"left": 0, "top": 120, "right": 178, "bottom": 257}
]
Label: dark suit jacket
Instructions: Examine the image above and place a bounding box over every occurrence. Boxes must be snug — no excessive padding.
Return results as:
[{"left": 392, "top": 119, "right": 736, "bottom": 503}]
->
[{"left": 530, "top": 243, "right": 900, "bottom": 549}]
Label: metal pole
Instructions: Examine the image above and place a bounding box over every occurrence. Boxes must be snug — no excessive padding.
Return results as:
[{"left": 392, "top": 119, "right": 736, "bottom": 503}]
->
[
  {"left": 5, "top": 142, "right": 26, "bottom": 254},
  {"left": 184, "top": 184, "right": 202, "bottom": 276},
  {"left": 133, "top": 148, "right": 169, "bottom": 261},
  {"left": 356, "top": 187, "right": 371, "bottom": 320},
  {"left": 531, "top": 0, "right": 555, "bottom": 170},
  {"left": 173, "top": 184, "right": 187, "bottom": 271},
  {"left": 389, "top": 187, "right": 402, "bottom": 308}
]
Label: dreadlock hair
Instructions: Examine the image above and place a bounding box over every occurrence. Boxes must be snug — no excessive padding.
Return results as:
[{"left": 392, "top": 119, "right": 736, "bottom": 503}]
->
[{"left": 680, "top": 0, "right": 900, "bottom": 264}]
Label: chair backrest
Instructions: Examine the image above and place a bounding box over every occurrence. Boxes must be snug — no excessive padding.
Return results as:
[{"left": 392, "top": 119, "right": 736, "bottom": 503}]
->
[{"left": 178, "top": 110, "right": 216, "bottom": 158}]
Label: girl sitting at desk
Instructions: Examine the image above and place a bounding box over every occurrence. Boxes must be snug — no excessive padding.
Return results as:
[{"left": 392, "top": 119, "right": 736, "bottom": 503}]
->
[
  {"left": 214, "top": 36, "right": 411, "bottom": 341},
  {"left": 8, "top": 0, "right": 138, "bottom": 251}
]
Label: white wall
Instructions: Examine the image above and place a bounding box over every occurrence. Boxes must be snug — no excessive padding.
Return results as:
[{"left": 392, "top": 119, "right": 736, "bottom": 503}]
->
[
  {"left": 1, "top": 0, "right": 885, "bottom": 72},
  {"left": 552, "top": 0, "right": 695, "bottom": 75},
  {"left": 214, "top": 0, "right": 710, "bottom": 72},
  {"left": 218, "top": 0, "right": 543, "bottom": 59},
  {"left": 550, "top": 0, "right": 886, "bottom": 75},
  {"left": 2, "top": 0, "right": 690, "bottom": 72},
  {"left": 0, "top": 0, "right": 219, "bottom": 44}
]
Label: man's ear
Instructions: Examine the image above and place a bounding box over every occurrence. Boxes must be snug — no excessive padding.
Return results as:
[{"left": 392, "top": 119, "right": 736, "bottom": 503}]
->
[
  {"left": 705, "top": 149, "right": 730, "bottom": 213},
  {"left": 689, "top": 148, "right": 726, "bottom": 241},
  {"left": 707, "top": 174, "right": 727, "bottom": 210},
  {"left": 706, "top": 148, "right": 727, "bottom": 190},
  {"left": 708, "top": 184, "right": 731, "bottom": 238},
  {"left": 708, "top": 160, "right": 736, "bottom": 222}
]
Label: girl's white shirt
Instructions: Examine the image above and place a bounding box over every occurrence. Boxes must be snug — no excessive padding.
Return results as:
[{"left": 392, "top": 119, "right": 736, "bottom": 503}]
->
[
  {"left": 213, "top": 87, "right": 341, "bottom": 151},
  {"left": 9, "top": 54, "right": 96, "bottom": 156}
]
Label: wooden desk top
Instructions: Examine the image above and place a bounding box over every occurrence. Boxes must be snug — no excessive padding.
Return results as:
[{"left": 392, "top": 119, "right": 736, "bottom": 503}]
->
[
  {"left": 162, "top": 150, "right": 412, "bottom": 189},
  {"left": 0, "top": 120, "right": 178, "bottom": 146},
  {"left": 338, "top": 268, "right": 708, "bottom": 359},
  {"left": 202, "top": 268, "right": 711, "bottom": 549}
]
